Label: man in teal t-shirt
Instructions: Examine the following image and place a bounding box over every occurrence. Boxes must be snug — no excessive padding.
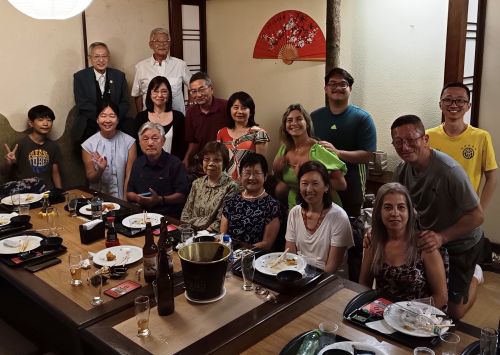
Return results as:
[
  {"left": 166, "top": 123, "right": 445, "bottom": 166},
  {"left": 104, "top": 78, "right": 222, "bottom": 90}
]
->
[{"left": 311, "top": 68, "right": 376, "bottom": 218}]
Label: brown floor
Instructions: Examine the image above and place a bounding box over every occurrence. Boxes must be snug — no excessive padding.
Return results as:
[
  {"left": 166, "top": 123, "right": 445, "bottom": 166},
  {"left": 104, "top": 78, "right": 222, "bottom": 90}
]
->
[{"left": 461, "top": 271, "right": 500, "bottom": 329}]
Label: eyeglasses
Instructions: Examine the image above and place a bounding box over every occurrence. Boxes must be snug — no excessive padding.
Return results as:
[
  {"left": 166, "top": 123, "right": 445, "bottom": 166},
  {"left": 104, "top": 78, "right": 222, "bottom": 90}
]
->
[
  {"left": 141, "top": 136, "right": 161, "bottom": 143},
  {"left": 90, "top": 55, "right": 109, "bottom": 60},
  {"left": 151, "top": 40, "right": 170, "bottom": 45},
  {"left": 326, "top": 81, "right": 349, "bottom": 89},
  {"left": 189, "top": 86, "right": 209, "bottom": 95},
  {"left": 441, "top": 98, "right": 469, "bottom": 107},
  {"left": 241, "top": 171, "right": 264, "bottom": 178},
  {"left": 391, "top": 135, "right": 424, "bottom": 148}
]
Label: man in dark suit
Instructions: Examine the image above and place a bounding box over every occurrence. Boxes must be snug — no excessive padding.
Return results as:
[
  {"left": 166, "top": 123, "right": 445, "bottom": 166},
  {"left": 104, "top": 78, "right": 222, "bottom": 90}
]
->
[{"left": 73, "top": 42, "right": 129, "bottom": 142}]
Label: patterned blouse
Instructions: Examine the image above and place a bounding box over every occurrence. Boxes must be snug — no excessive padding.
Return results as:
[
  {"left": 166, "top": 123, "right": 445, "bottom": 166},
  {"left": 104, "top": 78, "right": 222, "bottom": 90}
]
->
[
  {"left": 222, "top": 193, "right": 281, "bottom": 245},
  {"left": 180, "top": 173, "right": 238, "bottom": 232},
  {"left": 375, "top": 259, "right": 430, "bottom": 301},
  {"left": 216, "top": 127, "right": 270, "bottom": 180}
]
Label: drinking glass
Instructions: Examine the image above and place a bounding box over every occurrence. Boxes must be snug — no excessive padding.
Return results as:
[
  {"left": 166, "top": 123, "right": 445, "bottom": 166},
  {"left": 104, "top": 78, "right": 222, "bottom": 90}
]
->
[
  {"left": 65, "top": 194, "right": 78, "bottom": 217},
  {"left": 319, "top": 321, "right": 338, "bottom": 349},
  {"left": 68, "top": 253, "right": 83, "bottom": 286},
  {"left": 46, "top": 206, "right": 59, "bottom": 237},
  {"left": 439, "top": 332, "right": 460, "bottom": 355},
  {"left": 241, "top": 250, "right": 255, "bottom": 291},
  {"left": 18, "top": 204, "right": 30, "bottom": 216},
  {"left": 480, "top": 327, "right": 498, "bottom": 355},
  {"left": 135, "top": 296, "right": 151, "bottom": 337},
  {"left": 413, "top": 347, "right": 435, "bottom": 355},
  {"left": 10, "top": 194, "right": 21, "bottom": 212},
  {"left": 90, "top": 274, "right": 104, "bottom": 306},
  {"left": 178, "top": 224, "right": 194, "bottom": 243}
]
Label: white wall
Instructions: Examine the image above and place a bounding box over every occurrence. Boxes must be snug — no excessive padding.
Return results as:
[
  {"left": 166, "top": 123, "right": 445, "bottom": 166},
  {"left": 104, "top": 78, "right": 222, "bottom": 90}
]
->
[{"left": 478, "top": 0, "right": 500, "bottom": 242}]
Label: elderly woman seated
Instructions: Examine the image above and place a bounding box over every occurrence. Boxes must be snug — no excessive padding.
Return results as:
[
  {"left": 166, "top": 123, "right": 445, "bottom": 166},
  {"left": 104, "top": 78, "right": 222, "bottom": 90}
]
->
[
  {"left": 285, "top": 161, "right": 353, "bottom": 274},
  {"left": 220, "top": 153, "right": 281, "bottom": 251},
  {"left": 126, "top": 122, "right": 188, "bottom": 218},
  {"left": 180, "top": 141, "right": 238, "bottom": 232},
  {"left": 359, "top": 182, "right": 448, "bottom": 310}
]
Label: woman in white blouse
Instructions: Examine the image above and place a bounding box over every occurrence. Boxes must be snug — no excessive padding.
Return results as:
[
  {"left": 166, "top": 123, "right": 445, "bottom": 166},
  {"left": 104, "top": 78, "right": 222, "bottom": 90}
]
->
[
  {"left": 82, "top": 101, "right": 136, "bottom": 199},
  {"left": 285, "top": 160, "right": 354, "bottom": 273}
]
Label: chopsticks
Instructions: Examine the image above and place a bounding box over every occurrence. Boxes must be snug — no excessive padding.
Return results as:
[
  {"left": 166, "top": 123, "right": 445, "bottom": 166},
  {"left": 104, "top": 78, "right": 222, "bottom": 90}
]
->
[
  {"left": 19, "top": 236, "right": 30, "bottom": 252},
  {"left": 143, "top": 210, "right": 147, "bottom": 225},
  {"left": 270, "top": 248, "right": 289, "bottom": 268}
]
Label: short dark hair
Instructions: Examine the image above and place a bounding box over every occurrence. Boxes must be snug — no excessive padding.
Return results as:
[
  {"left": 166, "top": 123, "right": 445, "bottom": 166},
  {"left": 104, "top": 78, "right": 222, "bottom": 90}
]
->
[
  {"left": 296, "top": 161, "right": 332, "bottom": 209},
  {"left": 145, "top": 76, "right": 173, "bottom": 113},
  {"left": 189, "top": 72, "right": 212, "bottom": 86},
  {"left": 28, "top": 105, "right": 55, "bottom": 121},
  {"left": 440, "top": 82, "right": 471, "bottom": 101},
  {"left": 200, "top": 141, "right": 230, "bottom": 171},
  {"left": 97, "top": 100, "right": 120, "bottom": 120},
  {"left": 239, "top": 153, "right": 268, "bottom": 177},
  {"left": 324, "top": 67, "right": 354, "bottom": 86},
  {"left": 226, "top": 91, "right": 256, "bottom": 128},
  {"left": 390, "top": 114, "right": 425, "bottom": 135}
]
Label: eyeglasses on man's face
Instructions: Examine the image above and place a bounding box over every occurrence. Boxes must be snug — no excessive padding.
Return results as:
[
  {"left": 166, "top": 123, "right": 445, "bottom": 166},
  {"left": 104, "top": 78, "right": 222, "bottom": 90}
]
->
[
  {"left": 326, "top": 81, "right": 349, "bottom": 90},
  {"left": 141, "top": 136, "right": 162, "bottom": 143},
  {"left": 241, "top": 171, "right": 264, "bottom": 178},
  {"left": 440, "top": 98, "right": 469, "bottom": 107},
  {"left": 189, "top": 85, "right": 209, "bottom": 95},
  {"left": 391, "top": 135, "right": 424, "bottom": 149}
]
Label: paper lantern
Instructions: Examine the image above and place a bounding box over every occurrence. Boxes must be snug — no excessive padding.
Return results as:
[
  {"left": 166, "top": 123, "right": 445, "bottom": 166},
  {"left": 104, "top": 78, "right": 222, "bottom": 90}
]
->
[
  {"left": 8, "top": 0, "right": 93, "bottom": 20},
  {"left": 253, "top": 10, "right": 326, "bottom": 65}
]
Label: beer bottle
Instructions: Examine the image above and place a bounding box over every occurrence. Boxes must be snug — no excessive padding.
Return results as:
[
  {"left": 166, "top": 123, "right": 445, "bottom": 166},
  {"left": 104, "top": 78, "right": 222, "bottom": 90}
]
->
[
  {"left": 142, "top": 222, "right": 158, "bottom": 283},
  {"left": 156, "top": 217, "right": 174, "bottom": 315}
]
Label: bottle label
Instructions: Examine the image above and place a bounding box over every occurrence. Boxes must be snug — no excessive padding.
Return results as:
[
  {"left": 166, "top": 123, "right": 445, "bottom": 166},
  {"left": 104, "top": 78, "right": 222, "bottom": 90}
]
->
[{"left": 143, "top": 256, "right": 157, "bottom": 276}]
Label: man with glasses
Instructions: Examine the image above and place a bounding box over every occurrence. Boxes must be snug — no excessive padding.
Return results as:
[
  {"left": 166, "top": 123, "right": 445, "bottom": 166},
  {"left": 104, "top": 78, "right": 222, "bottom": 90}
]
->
[
  {"left": 311, "top": 67, "right": 376, "bottom": 282},
  {"left": 391, "top": 114, "right": 485, "bottom": 319},
  {"left": 427, "top": 82, "right": 497, "bottom": 210},
  {"left": 127, "top": 122, "right": 188, "bottom": 217},
  {"left": 182, "top": 72, "right": 228, "bottom": 171},
  {"left": 73, "top": 42, "right": 129, "bottom": 142},
  {"left": 131, "top": 28, "right": 191, "bottom": 114},
  {"left": 311, "top": 67, "right": 376, "bottom": 218}
]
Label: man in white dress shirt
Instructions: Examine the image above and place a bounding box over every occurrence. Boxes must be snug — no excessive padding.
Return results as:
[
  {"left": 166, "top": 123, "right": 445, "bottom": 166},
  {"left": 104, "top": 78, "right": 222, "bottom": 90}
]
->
[{"left": 131, "top": 28, "right": 191, "bottom": 114}]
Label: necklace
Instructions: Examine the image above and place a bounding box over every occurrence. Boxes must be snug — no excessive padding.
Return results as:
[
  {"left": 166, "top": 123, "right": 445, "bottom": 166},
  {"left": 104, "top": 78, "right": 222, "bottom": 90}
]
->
[
  {"left": 242, "top": 189, "right": 266, "bottom": 200},
  {"left": 302, "top": 208, "right": 327, "bottom": 234}
]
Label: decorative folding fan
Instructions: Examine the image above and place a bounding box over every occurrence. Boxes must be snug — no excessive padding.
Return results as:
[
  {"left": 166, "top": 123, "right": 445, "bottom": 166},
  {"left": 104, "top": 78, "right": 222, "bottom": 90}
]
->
[{"left": 253, "top": 10, "right": 326, "bottom": 65}]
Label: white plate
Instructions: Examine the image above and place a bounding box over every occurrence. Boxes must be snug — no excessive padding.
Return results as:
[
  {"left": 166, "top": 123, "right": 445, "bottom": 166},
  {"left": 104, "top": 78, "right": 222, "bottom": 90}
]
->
[
  {"left": 184, "top": 287, "right": 226, "bottom": 304},
  {"left": 383, "top": 301, "right": 449, "bottom": 337},
  {"left": 1, "top": 193, "right": 43, "bottom": 205},
  {"left": 93, "top": 245, "right": 143, "bottom": 267},
  {"left": 78, "top": 202, "right": 121, "bottom": 216},
  {"left": 254, "top": 252, "right": 306, "bottom": 276},
  {"left": 0, "top": 213, "right": 16, "bottom": 227},
  {"left": 318, "top": 341, "right": 388, "bottom": 355},
  {"left": 0, "top": 235, "right": 43, "bottom": 254},
  {"left": 122, "top": 213, "right": 163, "bottom": 229}
]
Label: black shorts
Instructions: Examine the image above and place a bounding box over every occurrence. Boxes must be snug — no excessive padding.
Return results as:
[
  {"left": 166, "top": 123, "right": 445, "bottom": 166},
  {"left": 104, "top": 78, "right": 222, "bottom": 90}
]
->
[{"left": 447, "top": 235, "right": 484, "bottom": 304}]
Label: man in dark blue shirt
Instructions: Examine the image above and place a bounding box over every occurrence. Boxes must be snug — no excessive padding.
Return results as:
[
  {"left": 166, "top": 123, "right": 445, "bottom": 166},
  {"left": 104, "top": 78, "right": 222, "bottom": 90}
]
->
[{"left": 127, "top": 122, "right": 188, "bottom": 218}]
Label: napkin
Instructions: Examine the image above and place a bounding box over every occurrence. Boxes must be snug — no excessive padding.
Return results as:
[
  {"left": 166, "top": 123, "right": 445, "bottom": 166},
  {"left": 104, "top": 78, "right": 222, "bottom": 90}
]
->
[
  {"left": 365, "top": 319, "right": 396, "bottom": 334},
  {"left": 81, "top": 219, "right": 103, "bottom": 231}
]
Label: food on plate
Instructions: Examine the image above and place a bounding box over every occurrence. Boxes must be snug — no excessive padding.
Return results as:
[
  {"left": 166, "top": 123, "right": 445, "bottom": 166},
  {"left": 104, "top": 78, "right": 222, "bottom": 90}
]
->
[
  {"left": 24, "top": 195, "right": 34, "bottom": 202},
  {"left": 285, "top": 258, "right": 297, "bottom": 266},
  {"left": 103, "top": 203, "right": 115, "bottom": 210},
  {"left": 106, "top": 251, "right": 116, "bottom": 261},
  {"left": 0, "top": 218, "right": 10, "bottom": 225}
]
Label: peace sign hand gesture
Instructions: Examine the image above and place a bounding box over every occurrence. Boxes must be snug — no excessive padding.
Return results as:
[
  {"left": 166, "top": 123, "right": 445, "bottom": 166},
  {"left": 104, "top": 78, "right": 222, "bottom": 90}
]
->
[{"left": 4, "top": 143, "right": 18, "bottom": 165}]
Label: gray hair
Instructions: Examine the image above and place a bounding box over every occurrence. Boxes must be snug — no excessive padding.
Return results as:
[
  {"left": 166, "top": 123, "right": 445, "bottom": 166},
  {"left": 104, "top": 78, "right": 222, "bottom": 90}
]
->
[
  {"left": 88, "top": 42, "right": 109, "bottom": 55},
  {"left": 138, "top": 122, "right": 165, "bottom": 137},
  {"left": 150, "top": 28, "right": 170, "bottom": 41}
]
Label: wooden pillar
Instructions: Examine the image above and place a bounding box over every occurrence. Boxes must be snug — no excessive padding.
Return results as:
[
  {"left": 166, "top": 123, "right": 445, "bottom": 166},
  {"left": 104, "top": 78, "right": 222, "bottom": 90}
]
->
[{"left": 443, "top": 0, "right": 468, "bottom": 83}]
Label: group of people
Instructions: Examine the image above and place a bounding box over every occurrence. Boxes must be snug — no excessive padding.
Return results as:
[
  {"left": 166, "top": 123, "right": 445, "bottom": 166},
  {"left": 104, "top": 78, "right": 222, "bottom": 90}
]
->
[{"left": 2, "top": 26, "right": 497, "bottom": 320}]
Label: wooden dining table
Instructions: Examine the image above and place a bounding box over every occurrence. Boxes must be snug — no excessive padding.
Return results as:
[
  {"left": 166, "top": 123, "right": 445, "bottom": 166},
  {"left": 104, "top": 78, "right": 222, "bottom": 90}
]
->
[{"left": 0, "top": 188, "right": 182, "bottom": 354}]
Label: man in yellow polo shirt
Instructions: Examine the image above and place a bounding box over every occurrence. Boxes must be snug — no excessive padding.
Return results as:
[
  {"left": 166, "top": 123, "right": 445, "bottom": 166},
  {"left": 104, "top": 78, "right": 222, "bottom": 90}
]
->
[{"left": 427, "top": 82, "right": 497, "bottom": 210}]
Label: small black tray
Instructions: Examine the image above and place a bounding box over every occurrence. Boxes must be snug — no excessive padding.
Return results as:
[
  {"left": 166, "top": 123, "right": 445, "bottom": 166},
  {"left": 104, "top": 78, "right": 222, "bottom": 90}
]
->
[
  {"left": 0, "top": 231, "right": 67, "bottom": 268},
  {"left": 279, "top": 330, "right": 351, "bottom": 355},
  {"left": 231, "top": 251, "right": 325, "bottom": 294},
  {"left": 343, "top": 290, "right": 441, "bottom": 349},
  {"left": 461, "top": 340, "right": 479, "bottom": 355}
]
